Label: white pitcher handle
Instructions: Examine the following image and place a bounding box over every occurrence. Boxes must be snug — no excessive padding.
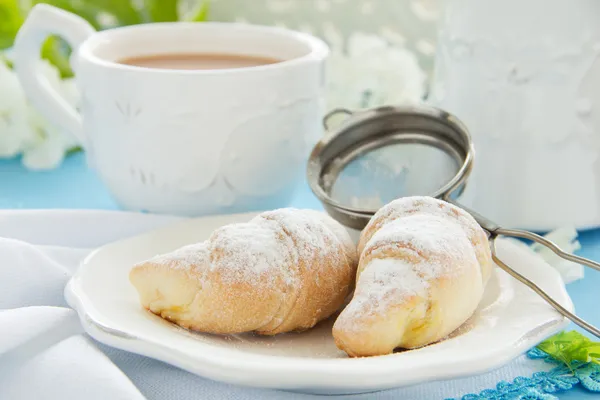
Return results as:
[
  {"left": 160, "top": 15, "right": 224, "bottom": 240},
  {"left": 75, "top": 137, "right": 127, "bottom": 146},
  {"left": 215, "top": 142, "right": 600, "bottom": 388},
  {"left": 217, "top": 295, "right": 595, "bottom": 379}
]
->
[{"left": 14, "top": 4, "right": 96, "bottom": 144}]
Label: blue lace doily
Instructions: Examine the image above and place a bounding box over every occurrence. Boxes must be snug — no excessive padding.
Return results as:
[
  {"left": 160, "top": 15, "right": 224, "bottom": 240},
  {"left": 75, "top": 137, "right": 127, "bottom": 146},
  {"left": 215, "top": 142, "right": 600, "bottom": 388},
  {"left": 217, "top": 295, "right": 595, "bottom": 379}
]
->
[{"left": 446, "top": 348, "right": 600, "bottom": 400}]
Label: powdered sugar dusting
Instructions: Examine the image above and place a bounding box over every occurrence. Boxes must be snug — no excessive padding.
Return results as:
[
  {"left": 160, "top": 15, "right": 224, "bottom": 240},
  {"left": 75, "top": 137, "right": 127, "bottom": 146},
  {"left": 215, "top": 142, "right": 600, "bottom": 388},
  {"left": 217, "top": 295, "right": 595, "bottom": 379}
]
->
[
  {"left": 367, "top": 214, "right": 474, "bottom": 265},
  {"left": 254, "top": 208, "right": 353, "bottom": 269},
  {"left": 208, "top": 219, "right": 297, "bottom": 287},
  {"left": 301, "top": 209, "right": 357, "bottom": 261},
  {"left": 347, "top": 213, "right": 479, "bottom": 324},
  {"left": 143, "top": 242, "right": 210, "bottom": 270},
  {"left": 344, "top": 258, "right": 430, "bottom": 320},
  {"left": 139, "top": 209, "right": 353, "bottom": 288},
  {"left": 371, "top": 196, "right": 480, "bottom": 238}
]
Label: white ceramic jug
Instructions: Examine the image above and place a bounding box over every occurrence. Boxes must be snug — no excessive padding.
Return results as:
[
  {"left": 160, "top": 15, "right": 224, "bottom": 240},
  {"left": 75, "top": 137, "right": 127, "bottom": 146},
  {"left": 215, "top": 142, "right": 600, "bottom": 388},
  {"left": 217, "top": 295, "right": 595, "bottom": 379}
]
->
[{"left": 431, "top": 0, "right": 600, "bottom": 231}]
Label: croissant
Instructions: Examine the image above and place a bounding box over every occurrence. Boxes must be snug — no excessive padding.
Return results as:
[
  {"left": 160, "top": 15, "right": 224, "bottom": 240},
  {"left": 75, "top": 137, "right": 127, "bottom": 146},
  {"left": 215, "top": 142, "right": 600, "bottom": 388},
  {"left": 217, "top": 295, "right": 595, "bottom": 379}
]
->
[
  {"left": 130, "top": 208, "right": 358, "bottom": 335},
  {"left": 333, "top": 196, "right": 493, "bottom": 357}
]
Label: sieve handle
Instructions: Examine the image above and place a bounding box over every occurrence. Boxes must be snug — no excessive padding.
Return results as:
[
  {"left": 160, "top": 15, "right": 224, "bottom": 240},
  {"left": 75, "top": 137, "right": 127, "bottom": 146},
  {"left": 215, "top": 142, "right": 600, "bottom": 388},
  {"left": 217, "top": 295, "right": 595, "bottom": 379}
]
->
[
  {"left": 444, "top": 198, "right": 501, "bottom": 234},
  {"left": 490, "top": 237, "right": 600, "bottom": 339},
  {"left": 496, "top": 227, "right": 600, "bottom": 272},
  {"left": 323, "top": 108, "right": 354, "bottom": 131},
  {"left": 449, "top": 197, "right": 600, "bottom": 338}
]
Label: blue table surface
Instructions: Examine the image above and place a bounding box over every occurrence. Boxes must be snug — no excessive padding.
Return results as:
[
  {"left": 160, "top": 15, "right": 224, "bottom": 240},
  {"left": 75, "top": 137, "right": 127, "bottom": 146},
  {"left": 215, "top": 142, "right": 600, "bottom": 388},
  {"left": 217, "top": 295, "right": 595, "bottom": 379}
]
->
[{"left": 1, "top": 153, "right": 598, "bottom": 399}]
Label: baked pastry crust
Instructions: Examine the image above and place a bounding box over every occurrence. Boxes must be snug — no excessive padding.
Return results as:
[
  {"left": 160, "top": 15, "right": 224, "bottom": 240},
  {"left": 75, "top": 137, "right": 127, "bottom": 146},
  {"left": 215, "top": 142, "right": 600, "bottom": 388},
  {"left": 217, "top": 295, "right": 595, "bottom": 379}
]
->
[
  {"left": 130, "top": 208, "right": 358, "bottom": 335},
  {"left": 333, "top": 196, "right": 493, "bottom": 357}
]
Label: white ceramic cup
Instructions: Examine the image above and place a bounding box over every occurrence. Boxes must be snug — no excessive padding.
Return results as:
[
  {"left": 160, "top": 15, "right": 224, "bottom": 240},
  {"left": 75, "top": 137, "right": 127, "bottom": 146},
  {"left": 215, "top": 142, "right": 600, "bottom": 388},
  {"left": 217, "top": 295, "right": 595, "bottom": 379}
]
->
[{"left": 14, "top": 4, "right": 328, "bottom": 216}]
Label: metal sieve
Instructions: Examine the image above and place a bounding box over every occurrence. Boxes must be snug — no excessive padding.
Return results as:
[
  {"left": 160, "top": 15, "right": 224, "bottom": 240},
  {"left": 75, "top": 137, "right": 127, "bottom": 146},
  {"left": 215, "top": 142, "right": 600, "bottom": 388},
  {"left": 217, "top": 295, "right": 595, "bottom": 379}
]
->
[{"left": 307, "top": 104, "right": 600, "bottom": 338}]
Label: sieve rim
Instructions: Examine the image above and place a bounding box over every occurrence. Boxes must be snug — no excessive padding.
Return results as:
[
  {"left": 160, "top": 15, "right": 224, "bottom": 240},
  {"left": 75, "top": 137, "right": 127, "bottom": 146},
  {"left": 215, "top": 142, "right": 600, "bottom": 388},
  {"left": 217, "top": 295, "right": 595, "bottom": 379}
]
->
[{"left": 307, "top": 104, "right": 475, "bottom": 227}]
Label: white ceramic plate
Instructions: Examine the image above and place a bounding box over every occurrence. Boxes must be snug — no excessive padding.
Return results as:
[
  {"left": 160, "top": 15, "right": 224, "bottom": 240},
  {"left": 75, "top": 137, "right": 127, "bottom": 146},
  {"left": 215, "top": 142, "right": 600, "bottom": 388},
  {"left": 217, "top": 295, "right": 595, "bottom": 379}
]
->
[{"left": 65, "top": 212, "right": 573, "bottom": 395}]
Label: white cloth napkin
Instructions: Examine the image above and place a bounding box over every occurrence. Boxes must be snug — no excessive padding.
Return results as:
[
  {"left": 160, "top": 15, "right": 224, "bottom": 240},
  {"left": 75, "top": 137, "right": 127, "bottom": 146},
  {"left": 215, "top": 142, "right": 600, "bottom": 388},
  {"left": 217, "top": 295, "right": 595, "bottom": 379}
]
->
[{"left": 0, "top": 210, "right": 573, "bottom": 400}]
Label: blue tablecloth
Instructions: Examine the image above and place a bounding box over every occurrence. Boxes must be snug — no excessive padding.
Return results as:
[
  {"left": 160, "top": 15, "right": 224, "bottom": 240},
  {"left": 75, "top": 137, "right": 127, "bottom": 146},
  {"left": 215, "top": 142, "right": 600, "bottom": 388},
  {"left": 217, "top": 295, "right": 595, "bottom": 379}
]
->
[{"left": 1, "top": 153, "right": 598, "bottom": 399}]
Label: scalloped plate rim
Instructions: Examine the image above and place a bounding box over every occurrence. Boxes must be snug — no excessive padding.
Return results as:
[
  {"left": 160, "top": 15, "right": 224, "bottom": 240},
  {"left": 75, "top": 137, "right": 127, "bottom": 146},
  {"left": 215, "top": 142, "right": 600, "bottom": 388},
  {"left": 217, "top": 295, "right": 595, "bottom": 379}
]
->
[{"left": 64, "top": 211, "right": 572, "bottom": 395}]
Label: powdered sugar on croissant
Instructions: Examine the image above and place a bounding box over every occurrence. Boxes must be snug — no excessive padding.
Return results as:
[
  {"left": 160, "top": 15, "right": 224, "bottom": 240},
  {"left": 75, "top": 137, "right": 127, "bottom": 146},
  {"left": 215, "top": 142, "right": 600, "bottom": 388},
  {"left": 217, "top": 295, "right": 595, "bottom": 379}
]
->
[
  {"left": 130, "top": 208, "right": 358, "bottom": 335},
  {"left": 333, "top": 196, "right": 493, "bottom": 357}
]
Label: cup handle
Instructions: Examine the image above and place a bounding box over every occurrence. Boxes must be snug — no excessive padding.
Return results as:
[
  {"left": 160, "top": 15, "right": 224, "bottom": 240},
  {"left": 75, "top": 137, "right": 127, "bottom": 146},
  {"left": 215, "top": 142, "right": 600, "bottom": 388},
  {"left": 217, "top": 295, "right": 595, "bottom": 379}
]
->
[{"left": 14, "top": 4, "right": 96, "bottom": 144}]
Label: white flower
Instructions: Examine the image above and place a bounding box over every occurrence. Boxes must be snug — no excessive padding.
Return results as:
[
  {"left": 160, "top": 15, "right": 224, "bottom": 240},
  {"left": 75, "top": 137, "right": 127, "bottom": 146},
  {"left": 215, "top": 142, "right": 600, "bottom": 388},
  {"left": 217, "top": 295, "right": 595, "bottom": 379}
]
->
[
  {"left": 508, "top": 226, "right": 584, "bottom": 284},
  {"left": 20, "top": 62, "right": 80, "bottom": 170},
  {"left": 96, "top": 11, "right": 119, "bottom": 29},
  {"left": 530, "top": 227, "right": 584, "bottom": 284},
  {"left": 177, "top": 0, "right": 209, "bottom": 21},
  {"left": 21, "top": 127, "right": 68, "bottom": 170},
  {"left": 21, "top": 105, "right": 73, "bottom": 170},
  {"left": 410, "top": 0, "right": 441, "bottom": 22},
  {"left": 0, "top": 53, "right": 80, "bottom": 170},
  {"left": 0, "top": 60, "right": 30, "bottom": 157},
  {"left": 265, "top": 0, "right": 297, "bottom": 13},
  {"left": 325, "top": 32, "right": 426, "bottom": 111}
]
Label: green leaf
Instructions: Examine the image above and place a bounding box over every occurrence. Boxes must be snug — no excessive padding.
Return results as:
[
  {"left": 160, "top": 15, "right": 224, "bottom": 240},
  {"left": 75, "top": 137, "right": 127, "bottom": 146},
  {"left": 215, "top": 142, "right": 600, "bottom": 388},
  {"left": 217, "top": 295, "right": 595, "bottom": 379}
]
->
[
  {"left": 31, "top": 0, "right": 142, "bottom": 28},
  {"left": 23, "top": 1, "right": 91, "bottom": 78},
  {"left": 0, "top": 0, "right": 24, "bottom": 50},
  {"left": 537, "top": 331, "right": 600, "bottom": 367},
  {"left": 1, "top": 52, "right": 13, "bottom": 68},
  {"left": 28, "top": 0, "right": 147, "bottom": 77},
  {"left": 3, "top": 0, "right": 210, "bottom": 74},
  {"left": 31, "top": 0, "right": 103, "bottom": 30},
  {"left": 186, "top": 0, "right": 209, "bottom": 22},
  {"left": 41, "top": 36, "right": 73, "bottom": 78},
  {"left": 144, "top": 0, "right": 178, "bottom": 22},
  {"left": 81, "top": 0, "right": 142, "bottom": 26},
  {"left": 66, "top": 145, "right": 82, "bottom": 155}
]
